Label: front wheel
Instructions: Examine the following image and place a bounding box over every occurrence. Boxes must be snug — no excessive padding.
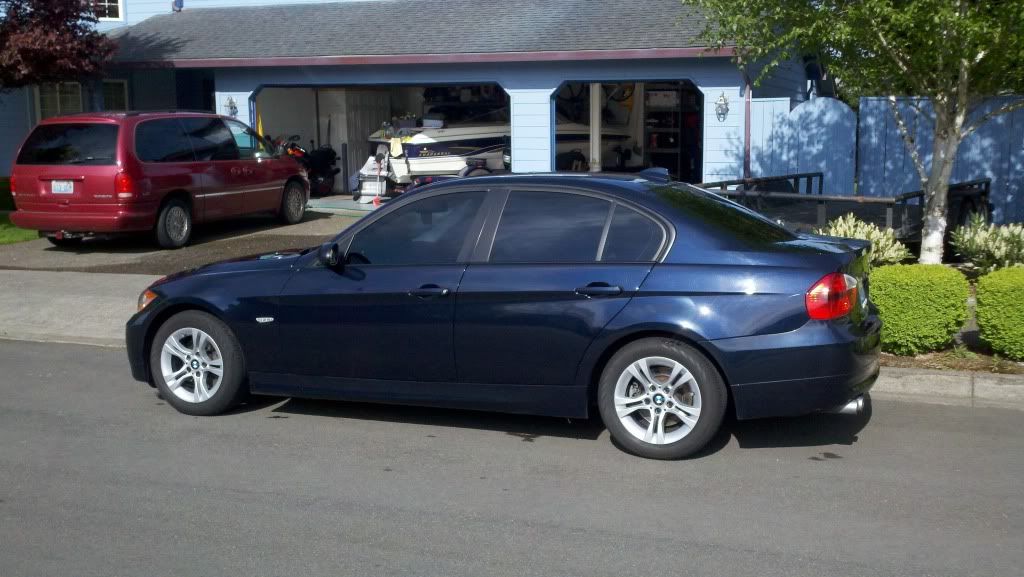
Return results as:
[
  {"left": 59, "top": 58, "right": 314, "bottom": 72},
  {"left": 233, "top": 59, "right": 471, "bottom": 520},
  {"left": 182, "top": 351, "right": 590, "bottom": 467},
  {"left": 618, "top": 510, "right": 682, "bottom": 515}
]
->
[
  {"left": 279, "top": 181, "right": 307, "bottom": 225},
  {"left": 149, "top": 310, "right": 248, "bottom": 416},
  {"left": 597, "top": 338, "right": 727, "bottom": 459}
]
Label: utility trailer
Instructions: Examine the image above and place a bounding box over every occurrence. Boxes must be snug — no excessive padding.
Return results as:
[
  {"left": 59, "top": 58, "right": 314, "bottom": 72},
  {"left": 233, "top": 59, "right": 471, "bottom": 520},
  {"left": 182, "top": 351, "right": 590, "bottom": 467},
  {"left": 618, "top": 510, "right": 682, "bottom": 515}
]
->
[{"left": 696, "top": 173, "right": 992, "bottom": 242}]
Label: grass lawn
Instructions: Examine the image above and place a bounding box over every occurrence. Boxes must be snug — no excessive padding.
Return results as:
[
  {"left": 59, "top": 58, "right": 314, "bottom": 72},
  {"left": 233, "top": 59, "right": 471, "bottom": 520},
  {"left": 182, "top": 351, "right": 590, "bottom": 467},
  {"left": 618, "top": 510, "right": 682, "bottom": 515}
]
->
[{"left": 0, "top": 214, "right": 37, "bottom": 245}]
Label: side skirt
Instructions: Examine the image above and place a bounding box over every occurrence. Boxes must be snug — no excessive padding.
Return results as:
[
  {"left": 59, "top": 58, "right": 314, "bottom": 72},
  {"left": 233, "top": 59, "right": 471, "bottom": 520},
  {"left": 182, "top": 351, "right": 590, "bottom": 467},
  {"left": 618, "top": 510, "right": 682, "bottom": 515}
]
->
[{"left": 249, "top": 372, "right": 590, "bottom": 419}]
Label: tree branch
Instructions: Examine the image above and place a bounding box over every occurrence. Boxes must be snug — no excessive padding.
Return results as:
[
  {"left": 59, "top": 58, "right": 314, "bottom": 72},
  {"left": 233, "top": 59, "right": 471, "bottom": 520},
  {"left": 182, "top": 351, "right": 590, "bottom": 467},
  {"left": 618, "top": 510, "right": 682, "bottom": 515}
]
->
[
  {"left": 963, "top": 98, "right": 1024, "bottom": 137},
  {"left": 875, "top": 28, "right": 926, "bottom": 93},
  {"left": 887, "top": 96, "right": 929, "bottom": 188}
]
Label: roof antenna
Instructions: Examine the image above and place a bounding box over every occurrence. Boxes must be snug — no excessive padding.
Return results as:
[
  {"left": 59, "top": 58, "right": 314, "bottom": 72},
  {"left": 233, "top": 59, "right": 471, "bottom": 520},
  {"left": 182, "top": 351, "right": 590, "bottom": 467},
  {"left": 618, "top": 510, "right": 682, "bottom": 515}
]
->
[{"left": 171, "top": 0, "right": 183, "bottom": 12}]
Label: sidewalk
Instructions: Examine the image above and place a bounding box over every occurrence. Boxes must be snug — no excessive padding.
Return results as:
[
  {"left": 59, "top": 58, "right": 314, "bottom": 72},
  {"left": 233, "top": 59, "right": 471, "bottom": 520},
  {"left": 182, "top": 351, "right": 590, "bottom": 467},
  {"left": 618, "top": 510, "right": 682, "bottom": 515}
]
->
[{"left": 1, "top": 269, "right": 1022, "bottom": 409}]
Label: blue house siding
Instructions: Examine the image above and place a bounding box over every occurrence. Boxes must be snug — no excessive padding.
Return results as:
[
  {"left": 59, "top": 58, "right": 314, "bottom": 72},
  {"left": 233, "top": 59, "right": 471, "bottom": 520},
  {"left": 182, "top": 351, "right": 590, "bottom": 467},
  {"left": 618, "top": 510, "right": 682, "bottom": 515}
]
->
[
  {"left": 0, "top": 89, "right": 33, "bottom": 175},
  {"left": 213, "top": 58, "right": 747, "bottom": 176}
]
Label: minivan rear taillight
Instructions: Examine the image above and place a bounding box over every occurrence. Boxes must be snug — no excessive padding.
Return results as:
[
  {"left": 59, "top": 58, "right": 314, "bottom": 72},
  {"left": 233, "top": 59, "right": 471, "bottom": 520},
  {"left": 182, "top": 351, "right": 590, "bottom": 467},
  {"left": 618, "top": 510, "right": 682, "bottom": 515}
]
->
[
  {"left": 115, "top": 172, "right": 135, "bottom": 200},
  {"left": 8, "top": 175, "right": 15, "bottom": 196},
  {"left": 806, "top": 273, "right": 858, "bottom": 320}
]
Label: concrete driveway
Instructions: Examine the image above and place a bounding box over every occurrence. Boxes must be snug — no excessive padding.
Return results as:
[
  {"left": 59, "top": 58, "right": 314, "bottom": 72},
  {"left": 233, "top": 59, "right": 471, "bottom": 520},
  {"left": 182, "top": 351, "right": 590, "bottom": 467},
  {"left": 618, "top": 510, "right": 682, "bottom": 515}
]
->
[
  {"left": 0, "top": 339, "right": 1021, "bottom": 577},
  {"left": 0, "top": 211, "right": 360, "bottom": 276}
]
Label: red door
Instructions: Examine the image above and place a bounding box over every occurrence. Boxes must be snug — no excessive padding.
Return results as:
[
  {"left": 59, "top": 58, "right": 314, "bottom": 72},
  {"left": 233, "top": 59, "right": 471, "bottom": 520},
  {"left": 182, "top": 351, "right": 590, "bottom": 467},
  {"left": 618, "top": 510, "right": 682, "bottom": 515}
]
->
[
  {"left": 223, "top": 118, "right": 285, "bottom": 214},
  {"left": 180, "top": 117, "right": 247, "bottom": 220}
]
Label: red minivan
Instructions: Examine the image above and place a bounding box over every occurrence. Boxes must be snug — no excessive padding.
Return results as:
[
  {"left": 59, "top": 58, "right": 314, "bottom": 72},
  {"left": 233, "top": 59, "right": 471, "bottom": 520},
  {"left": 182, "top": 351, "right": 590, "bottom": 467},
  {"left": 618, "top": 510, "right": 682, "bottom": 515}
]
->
[{"left": 9, "top": 112, "right": 309, "bottom": 248}]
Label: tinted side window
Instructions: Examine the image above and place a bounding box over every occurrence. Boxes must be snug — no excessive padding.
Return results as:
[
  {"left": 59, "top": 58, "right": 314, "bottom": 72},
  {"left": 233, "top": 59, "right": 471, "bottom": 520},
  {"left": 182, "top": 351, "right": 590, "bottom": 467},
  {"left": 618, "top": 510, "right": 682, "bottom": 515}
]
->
[
  {"left": 135, "top": 119, "right": 194, "bottom": 163},
  {"left": 601, "top": 205, "right": 664, "bottom": 262},
  {"left": 347, "top": 192, "right": 485, "bottom": 265},
  {"left": 491, "top": 191, "right": 610, "bottom": 263},
  {"left": 16, "top": 123, "right": 118, "bottom": 165},
  {"left": 224, "top": 119, "right": 271, "bottom": 160},
  {"left": 180, "top": 118, "right": 238, "bottom": 161}
]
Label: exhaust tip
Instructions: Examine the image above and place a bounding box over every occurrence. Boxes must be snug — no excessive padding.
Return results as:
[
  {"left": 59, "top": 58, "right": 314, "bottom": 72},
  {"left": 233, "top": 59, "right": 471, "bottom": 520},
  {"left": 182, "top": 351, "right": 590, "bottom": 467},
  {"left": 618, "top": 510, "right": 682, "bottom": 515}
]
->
[{"left": 829, "top": 395, "right": 865, "bottom": 415}]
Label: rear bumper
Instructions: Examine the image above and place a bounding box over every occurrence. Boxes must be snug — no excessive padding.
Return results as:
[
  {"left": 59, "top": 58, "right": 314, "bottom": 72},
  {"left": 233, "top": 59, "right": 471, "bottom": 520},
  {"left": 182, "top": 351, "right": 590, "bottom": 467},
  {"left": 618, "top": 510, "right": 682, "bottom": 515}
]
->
[
  {"left": 709, "top": 316, "right": 881, "bottom": 419},
  {"left": 9, "top": 206, "right": 157, "bottom": 233}
]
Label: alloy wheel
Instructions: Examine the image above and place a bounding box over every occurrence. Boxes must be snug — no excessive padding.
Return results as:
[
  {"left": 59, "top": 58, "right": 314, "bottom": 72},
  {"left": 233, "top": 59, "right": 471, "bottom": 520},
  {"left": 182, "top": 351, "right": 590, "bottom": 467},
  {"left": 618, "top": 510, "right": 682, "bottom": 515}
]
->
[
  {"left": 613, "top": 356, "right": 702, "bottom": 445},
  {"left": 159, "top": 328, "right": 224, "bottom": 403}
]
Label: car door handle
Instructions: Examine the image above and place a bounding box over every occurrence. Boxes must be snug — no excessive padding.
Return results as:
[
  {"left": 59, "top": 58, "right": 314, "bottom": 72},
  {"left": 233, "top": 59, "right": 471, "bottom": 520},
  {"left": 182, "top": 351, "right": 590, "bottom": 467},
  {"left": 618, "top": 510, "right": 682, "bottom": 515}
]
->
[
  {"left": 408, "top": 285, "right": 450, "bottom": 299},
  {"left": 575, "top": 283, "right": 623, "bottom": 297}
]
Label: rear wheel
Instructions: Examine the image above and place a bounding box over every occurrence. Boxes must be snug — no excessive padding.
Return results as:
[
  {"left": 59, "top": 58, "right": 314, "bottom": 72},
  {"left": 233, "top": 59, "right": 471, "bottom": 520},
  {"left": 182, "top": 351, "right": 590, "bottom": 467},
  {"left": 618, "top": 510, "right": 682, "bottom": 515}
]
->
[
  {"left": 149, "top": 310, "right": 247, "bottom": 416},
  {"left": 597, "top": 338, "right": 727, "bottom": 459},
  {"left": 154, "top": 198, "right": 192, "bottom": 249},
  {"left": 279, "top": 181, "right": 306, "bottom": 224}
]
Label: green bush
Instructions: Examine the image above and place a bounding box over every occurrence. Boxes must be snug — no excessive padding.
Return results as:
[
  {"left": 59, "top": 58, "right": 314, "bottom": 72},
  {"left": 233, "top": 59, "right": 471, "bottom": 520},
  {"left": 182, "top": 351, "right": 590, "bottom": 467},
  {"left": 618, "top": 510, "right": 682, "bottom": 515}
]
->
[
  {"left": 951, "top": 214, "right": 1024, "bottom": 272},
  {"left": 815, "top": 213, "right": 911, "bottom": 267},
  {"left": 976, "top": 268, "right": 1024, "bottom": 360},
  {"left": 869, "top": 264, "right": 969, "bottom": 356}
]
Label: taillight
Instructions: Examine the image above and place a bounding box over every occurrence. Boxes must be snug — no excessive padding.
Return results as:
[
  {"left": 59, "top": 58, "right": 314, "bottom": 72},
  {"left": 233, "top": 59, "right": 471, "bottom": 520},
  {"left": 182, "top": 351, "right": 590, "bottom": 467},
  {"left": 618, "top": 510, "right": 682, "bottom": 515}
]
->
[
  {"left": 806, "top": 273, "right": 858, "bottom": 320},
  {"left": 8, "top": 174, "right": 16, "bottom": 196},
  {"left": 115, "top": 172, "right": 135, "bottom": 201}
]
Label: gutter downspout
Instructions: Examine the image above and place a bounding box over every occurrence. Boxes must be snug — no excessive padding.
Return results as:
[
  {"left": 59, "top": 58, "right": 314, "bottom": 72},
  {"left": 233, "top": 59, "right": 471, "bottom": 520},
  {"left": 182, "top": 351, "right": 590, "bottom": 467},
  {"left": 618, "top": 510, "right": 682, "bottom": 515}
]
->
[{"left": 743, "top": 74, "right": 752, "bottom": 179}]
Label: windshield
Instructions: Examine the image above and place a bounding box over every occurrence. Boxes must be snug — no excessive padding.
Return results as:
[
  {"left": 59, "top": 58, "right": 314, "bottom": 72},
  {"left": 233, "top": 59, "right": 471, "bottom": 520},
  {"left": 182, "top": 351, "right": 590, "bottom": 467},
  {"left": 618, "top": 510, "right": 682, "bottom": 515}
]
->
[
  {"left": 17, "top": 123, "right": 119, "bottom": 166},
  {"left": 646, "top": 181, "right": 797, "bottom": 244}
]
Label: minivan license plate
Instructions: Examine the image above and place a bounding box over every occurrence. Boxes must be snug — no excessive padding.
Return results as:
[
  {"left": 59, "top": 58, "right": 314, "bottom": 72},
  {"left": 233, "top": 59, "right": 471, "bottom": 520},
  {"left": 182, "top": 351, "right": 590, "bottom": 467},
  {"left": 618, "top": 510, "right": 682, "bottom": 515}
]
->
[{"left": 51, "top": 180, "right": 74, "bottom": 194}]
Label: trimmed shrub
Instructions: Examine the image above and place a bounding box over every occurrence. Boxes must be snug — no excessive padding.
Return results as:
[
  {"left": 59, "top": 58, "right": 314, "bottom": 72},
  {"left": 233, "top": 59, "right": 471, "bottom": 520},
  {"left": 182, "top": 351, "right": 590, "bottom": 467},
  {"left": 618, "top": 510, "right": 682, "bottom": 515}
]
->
[
  {"left": 869, "top": 265, "right": 969, "bottom": 356},
  {"left": 816, "top": 213, "right": 911, "bottom": 267},
  {"left": 976, "top": 267, "right": 1024, "bottom": 360},
  {"left": 951, "top": 214, "right": 1024, "bottom": 272}
]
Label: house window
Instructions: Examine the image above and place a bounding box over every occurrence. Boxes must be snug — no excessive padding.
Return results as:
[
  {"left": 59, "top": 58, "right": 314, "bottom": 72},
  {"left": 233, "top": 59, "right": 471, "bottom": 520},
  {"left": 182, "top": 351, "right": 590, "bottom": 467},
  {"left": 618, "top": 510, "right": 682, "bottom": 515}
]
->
[
  {"left": 94, "top": 0, "right": 122, "bottom": 21},
  {"left": 36, "top": 82, "right": 84, "bottom": 121},
  {"left": 102, "top": 80, "right": 129, "bottom": 111}
]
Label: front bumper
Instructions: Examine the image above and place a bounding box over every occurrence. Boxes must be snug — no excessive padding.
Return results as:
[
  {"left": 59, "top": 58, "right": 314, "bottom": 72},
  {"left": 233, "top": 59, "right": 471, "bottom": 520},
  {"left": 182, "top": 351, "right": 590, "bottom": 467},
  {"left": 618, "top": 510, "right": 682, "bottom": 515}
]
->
[
  {"left": 126, "top": 306, "right": 157, "bottom": 385},
  {"left": 709, "top": 315, "right": 881, "bottom": 419}
]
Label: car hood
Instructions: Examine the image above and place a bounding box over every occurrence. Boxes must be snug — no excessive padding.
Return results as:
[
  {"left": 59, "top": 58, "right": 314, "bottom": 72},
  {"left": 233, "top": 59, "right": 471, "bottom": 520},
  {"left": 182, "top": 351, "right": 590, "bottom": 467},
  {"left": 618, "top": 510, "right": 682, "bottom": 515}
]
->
[{"left": 157, "top": 247, "right": 312, "bottom": 284}]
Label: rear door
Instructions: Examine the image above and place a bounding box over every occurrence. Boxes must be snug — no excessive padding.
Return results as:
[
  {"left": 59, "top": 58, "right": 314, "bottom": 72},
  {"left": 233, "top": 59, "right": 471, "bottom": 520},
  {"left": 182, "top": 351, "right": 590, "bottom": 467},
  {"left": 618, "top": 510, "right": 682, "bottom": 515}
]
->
[
  {"left": 223, "top": 119, "right": 284, "bottom": 214},
  {"left": 179, "top": 117, "right": 245, "bottom": 219},
  {"left": 13, "top": 122, "right": 121, "bottom": 210},
  {"left": 133, "top": 118, "right": 202, "bottom": 212},
  {"left": 454, "top": 189, "right": 664, "bottom": 386}
]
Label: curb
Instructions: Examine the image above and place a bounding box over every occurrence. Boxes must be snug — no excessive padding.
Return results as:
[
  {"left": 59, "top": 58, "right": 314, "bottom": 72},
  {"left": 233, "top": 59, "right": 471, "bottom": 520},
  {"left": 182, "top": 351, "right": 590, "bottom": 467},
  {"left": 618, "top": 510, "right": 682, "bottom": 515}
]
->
[{"left": 872, "top": 366, "right": 1024, "bottom": 410}]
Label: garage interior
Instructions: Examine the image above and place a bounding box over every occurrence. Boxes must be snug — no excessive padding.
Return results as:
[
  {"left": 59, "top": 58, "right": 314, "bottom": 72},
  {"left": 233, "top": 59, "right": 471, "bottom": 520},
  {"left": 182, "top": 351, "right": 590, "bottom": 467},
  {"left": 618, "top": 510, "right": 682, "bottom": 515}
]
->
[{"left": 252, "top": 80, "right": 704, "bottom": 200}]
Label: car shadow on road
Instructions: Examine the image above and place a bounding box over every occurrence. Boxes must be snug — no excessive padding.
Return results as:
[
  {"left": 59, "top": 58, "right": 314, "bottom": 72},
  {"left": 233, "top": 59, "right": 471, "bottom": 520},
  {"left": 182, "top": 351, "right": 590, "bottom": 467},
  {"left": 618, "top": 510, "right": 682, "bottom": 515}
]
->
[{"left": 261, "top": 394, "right": 874, "bottom": 455}]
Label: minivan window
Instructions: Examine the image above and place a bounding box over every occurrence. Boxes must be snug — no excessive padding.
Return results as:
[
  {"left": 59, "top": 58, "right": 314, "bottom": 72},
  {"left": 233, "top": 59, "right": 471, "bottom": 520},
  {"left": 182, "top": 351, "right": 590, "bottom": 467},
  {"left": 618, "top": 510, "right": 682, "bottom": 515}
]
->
[
  {"left": 16, "top": 123, "right": 118, "bottom": 165},
  {"left": 491, "top": 191, "right": 610, "bottom": 263},
  {"left": 601, "top": 205, "right": 664, "bottom": 262},
  {"left": 650, "top": 182, "right": 796, "bottom": 244},
  {"left": 224, "top": 119, "right": 272, "bottom": 160},
  {"left": 135, "top": 119, "right": 195, "bottom": 163},
  {"left": 180, "top": 117, "right": 238, "bottom": 161},
  {"left": 347, "top": 191, "right": 486, "bottom": 266}
]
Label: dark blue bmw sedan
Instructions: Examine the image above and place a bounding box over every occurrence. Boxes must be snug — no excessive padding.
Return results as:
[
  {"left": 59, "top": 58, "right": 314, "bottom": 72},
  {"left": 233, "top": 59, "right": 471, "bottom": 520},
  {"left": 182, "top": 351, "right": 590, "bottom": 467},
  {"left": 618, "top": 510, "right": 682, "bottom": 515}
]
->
[{"left": 126, "top": 173, "right": 880, "bottom": 459}]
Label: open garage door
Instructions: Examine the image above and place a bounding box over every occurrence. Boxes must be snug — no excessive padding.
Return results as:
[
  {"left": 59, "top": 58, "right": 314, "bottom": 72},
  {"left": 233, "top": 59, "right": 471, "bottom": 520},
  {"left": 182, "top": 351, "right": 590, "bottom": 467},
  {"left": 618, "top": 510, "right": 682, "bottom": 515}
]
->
[{"left": 254, "top": 83, "right": 509, "bottom": 201}]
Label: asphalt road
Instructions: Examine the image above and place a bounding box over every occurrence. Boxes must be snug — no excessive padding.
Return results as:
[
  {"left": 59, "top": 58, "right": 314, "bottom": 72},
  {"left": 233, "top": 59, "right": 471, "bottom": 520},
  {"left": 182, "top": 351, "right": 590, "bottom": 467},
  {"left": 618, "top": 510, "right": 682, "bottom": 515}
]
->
[{"left": 0, "top": 340, "right": 1021, "bottom": 577}]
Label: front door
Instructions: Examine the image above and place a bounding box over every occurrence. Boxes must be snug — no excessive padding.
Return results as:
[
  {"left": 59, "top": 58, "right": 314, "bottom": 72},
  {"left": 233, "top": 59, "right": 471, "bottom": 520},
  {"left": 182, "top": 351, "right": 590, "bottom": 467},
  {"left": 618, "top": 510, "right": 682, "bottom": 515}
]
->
[
  {"left": 180, "top": 116, "right": 245, "bottom": 220},
  {"left": 276, "top": 190, "right": 488, "bottom": 382},
  {"left": 223, "top": 118, "right": 285, "bottom": 214},
  {"left": 455, "top": 189, "right": 665, "bottom": 386}
]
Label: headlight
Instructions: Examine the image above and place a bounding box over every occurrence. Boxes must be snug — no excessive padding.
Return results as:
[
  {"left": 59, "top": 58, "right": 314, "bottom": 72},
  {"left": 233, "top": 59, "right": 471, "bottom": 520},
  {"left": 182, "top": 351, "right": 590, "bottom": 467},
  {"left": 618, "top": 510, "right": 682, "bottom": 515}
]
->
[{"left": 137, "top": 289, "right": 159, "bottom": 312}]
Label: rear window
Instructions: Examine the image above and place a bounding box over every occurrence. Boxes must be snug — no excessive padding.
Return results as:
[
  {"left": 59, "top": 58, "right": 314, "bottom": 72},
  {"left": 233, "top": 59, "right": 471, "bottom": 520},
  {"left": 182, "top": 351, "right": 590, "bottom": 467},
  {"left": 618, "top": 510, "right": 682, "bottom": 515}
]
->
[
  {"left": 17, "top": 123, "right": 119, "bottom": 165},
  {"left": 649, "top": 182, "right": 796, "bottom": 244}
]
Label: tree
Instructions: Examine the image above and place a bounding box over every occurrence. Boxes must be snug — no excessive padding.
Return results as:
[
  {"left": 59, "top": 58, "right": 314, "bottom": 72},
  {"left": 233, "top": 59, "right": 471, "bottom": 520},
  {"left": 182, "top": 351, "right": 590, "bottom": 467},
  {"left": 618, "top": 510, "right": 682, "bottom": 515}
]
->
[
  {"left": 0, "top": 1, "right": 116, "bottom": 89},
  {"left": 687, "top": 0, "right": 1024, "bottom": 263}
]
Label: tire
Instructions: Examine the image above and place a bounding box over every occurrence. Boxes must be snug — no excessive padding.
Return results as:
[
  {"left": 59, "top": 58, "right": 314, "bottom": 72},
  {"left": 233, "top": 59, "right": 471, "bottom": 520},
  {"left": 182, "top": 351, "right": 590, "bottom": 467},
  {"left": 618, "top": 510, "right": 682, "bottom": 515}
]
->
[
  {"left": 279, "top": 181, "right": 306, "bottom": 225},
  {"left": 46, "top": 236, "right": 82, "bottom": 248},
  {"left": 154, "top": 198, "right": 192, "bottom": 249},
  {"left": 597, "top": 338, "right": 727, "bottom": 459},
  {"left": 149, "top": 310, "right": 248, "bottom": 416}
]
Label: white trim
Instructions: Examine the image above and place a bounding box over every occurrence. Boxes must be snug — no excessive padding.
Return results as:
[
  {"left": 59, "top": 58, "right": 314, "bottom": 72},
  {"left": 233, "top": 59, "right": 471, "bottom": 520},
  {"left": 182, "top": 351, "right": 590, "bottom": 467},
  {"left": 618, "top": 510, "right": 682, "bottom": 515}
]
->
[{"left": 95, "top": 0, "right": 125, "bottom": 22}]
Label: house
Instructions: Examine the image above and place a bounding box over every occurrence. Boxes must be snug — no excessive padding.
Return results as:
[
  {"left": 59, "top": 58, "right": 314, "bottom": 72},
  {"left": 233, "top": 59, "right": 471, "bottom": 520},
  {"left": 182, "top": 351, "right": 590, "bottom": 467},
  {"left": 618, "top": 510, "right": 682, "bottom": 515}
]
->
[{"left": 0, "top": 0, "right": 817, "bottom": 186}]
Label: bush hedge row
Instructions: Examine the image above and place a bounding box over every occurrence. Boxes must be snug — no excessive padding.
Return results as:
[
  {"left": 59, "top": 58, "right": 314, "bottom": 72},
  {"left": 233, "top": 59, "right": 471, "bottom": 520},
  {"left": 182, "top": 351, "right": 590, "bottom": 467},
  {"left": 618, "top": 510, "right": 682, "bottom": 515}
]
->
[
  {"left": 976, "top": 267, "right": 1024, "bottom": 360},
  {"left": 869, "top": 264, "right": 969, "bottom": 356}
]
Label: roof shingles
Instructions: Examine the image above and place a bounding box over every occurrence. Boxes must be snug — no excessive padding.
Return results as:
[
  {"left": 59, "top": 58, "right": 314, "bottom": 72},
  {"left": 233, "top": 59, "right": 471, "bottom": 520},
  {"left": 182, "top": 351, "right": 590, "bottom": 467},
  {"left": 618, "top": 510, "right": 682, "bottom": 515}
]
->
[{"left": 112, "top": 0, "right": 713, "bottom": 63}]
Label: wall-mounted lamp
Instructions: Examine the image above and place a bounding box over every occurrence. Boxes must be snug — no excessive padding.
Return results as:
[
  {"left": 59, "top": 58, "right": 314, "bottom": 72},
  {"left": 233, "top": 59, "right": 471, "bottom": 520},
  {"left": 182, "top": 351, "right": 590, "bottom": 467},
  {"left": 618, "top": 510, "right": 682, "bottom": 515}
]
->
[
  {"left": 224, "top": 96, "right": 238, "bottom": 118},
  {"left": 715, "top": 92, "right": 730, "bottom": 121},
  {"left": 172, "top": 0, "right": 183, "bottom": 12}
]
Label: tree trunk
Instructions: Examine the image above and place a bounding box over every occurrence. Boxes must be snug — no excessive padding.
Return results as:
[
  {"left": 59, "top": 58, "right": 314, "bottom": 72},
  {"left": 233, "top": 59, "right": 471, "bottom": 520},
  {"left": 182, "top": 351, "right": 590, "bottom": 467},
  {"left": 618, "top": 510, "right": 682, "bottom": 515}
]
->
[{"left": 918, "top": 118, "right": 961, "bottom": 264}]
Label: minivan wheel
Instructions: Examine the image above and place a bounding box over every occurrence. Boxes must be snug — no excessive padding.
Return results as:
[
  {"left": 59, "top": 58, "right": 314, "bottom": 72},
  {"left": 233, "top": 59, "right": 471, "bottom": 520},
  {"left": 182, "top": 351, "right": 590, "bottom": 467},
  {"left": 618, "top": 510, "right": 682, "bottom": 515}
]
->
[
  {"left": 279, "top": 181, "right": 306, "bottom": 224},
  {"left": 597, "top": 338, "right": 727, "bottom": 459},
  {"left": 149, "top": 310, "right": 247, "bottom": 416},
  {"left": 155, "top": 199, "right": 192, "bottom": 249}
]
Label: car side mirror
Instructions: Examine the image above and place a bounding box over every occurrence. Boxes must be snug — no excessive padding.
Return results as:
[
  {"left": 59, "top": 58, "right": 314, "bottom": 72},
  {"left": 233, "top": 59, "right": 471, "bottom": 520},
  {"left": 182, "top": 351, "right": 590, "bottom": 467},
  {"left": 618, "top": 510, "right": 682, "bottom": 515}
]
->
[{"left": 318, "top": 241, "right": 342, "bottom": 269}]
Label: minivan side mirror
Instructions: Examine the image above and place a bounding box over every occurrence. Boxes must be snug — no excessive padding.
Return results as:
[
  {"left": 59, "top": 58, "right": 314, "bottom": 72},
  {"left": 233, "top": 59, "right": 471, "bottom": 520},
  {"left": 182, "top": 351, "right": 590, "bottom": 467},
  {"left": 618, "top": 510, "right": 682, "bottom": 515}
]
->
[{"left": 317, "top": 241, "right": 342, "bottom": 269}]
